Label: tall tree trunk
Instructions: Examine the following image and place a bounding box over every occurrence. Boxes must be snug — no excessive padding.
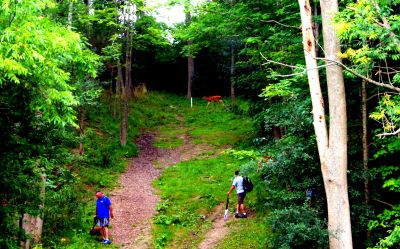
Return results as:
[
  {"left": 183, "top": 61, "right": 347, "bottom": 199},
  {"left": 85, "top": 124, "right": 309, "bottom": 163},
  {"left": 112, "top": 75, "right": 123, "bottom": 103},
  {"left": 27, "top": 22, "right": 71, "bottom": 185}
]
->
[
  {"left": 121, "top": 28, "right": 132, "bottom": 146},
  {"left": 116, "top": 59, "right": 123, "bottom": 119},
  {"left": 362, "top": 80, "right": 369, "bottom": 205},
  {"left": 187, "top": 41, "right": 194, "bottom": 99},
  {"left": 88, "top": 0, "right": 94, "bottom": 15},
  {"left": 67, "top": 1, "right": 73, "bottom": 29},
  {"left": 87, "top": 0, "right": 94, "bottom": 38},
  {"left": 321, "top": 0, "right": 352, "bottom": 245},
  {"left": 230, "top": 44, "right": 236, "bottom": 108},
  {"left": 298, "top": 0, "right": 353, "bottom": 248},
  {"left": 185, "top": 1, "right": 194, "bottom": 99}
]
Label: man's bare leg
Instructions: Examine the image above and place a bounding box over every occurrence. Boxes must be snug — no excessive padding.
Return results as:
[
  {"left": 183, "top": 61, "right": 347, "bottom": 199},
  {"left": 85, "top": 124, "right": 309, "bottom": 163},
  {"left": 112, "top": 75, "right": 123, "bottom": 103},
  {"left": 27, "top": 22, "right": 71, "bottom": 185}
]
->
[{"left": 104, "top": 227, "right": 109, "bottom": 240}]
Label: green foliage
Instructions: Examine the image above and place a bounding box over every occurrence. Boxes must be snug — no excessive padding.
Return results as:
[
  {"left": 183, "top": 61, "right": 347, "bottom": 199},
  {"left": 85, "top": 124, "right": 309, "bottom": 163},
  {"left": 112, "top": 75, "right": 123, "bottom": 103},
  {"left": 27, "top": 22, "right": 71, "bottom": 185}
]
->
[
  {"left": 222, "top": 148, "right": 262, "bottom": 161},
  {"left": 0, "top": 0, "right": 99, "bottom": 127},
  {"left": 369, "top": 206, "right": 400, "bottom": 249},
  {"left": 368, "top": 134, "right": 400, "bottom": 248},
  {"left": 336, "top": 0, "right": 400, "bottom": 69},
  {"left": 370, "top": 94, "right": 400, "bottom": 136},
  {"left": 269, "top": 205, "right": 329, "bottom": 249}
]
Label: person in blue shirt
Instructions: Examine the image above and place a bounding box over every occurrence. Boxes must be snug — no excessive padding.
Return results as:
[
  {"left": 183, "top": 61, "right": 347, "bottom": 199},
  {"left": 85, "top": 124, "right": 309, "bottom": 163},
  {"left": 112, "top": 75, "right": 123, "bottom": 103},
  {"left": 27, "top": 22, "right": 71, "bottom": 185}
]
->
[
  {"left": 95, "top": 191, "right": 114, "bottom": 244},
  {"left": 227, "top": 170, "right": 247, "bottom": 218}
]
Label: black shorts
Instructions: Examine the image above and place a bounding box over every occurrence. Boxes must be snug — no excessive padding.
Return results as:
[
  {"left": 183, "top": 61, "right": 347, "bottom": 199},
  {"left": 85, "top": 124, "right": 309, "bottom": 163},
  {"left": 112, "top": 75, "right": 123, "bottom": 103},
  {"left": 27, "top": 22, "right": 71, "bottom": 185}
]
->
[
  {"left": 237, "top": 192, "right": 246, "bottom": 205},
  {"left": 97, "top": 218, "right": 110, "bottom": 227}
]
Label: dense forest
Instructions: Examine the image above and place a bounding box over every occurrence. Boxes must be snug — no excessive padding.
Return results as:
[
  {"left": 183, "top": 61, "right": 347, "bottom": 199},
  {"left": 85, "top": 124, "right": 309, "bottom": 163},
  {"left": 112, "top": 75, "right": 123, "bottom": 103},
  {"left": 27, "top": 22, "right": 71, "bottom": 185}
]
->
[{"left": 1, "top": 0, "right": 400, "bottom": 248}]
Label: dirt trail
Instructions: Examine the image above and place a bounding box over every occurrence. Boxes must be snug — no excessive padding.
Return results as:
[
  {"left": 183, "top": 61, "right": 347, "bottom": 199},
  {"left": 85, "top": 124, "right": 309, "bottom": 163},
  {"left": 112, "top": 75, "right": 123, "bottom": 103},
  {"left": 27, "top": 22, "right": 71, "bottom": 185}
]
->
[
  {"left": 198, "top": 204, "right": 231, "bottom": 249},
  {"left": 110, "top": 132, "right": 213, "bottom": 248}
]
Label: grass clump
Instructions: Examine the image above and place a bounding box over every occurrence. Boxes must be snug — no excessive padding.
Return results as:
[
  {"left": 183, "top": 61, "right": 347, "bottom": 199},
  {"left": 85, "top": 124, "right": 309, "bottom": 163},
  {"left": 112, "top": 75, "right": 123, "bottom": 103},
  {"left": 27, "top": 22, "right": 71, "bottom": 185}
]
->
[{"left": 215, "top": 213, "right": 270, "bottom": 249}]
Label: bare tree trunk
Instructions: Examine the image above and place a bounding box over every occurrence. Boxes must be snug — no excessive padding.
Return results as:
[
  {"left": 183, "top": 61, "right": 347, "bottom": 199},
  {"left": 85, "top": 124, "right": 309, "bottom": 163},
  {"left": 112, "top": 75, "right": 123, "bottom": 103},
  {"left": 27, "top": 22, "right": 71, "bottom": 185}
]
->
[
  {"left": 320, "top": 0, "right": 352, "bottom": 245},
  {"left": 230, "top": 44, "right": 236, "bottom": 108},
  {"left": 185, "top": 1, "right": 194, "bottom": 99},
  {"left": 298, "top": 0, "right": 353, "bottom": 248},
  {"left": 362, "top": 80, "right": 369, "bottom": 205},
  {"left": 67, "top": 1, "right": 73, "bottom": 29},
  {"left": 187, "top": 42, "right": 194, "bottom": 99},
  {"left": 121, "top": 29, "right": 132, "bottom": 146},
  {"left": 88, "top": 0, "right": 94, "bottom": 15},
  {"left": 116, "top": 59, "right": 123, "bottom": 119}
]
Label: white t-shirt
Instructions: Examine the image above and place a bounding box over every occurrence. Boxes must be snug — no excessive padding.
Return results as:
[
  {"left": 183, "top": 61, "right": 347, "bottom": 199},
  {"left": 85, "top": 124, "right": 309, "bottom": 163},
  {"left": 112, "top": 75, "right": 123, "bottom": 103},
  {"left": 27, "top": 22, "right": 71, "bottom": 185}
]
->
[{"left": 232, "top": 176, "right": 244, "bottom": 194}]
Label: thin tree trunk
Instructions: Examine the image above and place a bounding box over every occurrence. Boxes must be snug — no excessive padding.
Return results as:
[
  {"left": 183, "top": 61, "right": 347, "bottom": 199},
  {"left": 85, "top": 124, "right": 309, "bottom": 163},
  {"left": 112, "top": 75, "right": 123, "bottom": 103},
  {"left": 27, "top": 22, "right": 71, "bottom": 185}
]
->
[
  {"left": 298, "top": 0, "right": 353, "bottom": 248},
  {"left": 88, "top": 0, "right": 94, "bottom": 15},
  {"left": 185, "top": 1, "right": 194, "bottom": 99},
  {"left": 67, "top": 1, "right": 73, "bottom": 29},
  {"left": 230, "top": 44, "right": 236, "bottom": 108},
  {"left": 187, "top": 42, "right": 194, "bottom": 99},
  {"left": 121, "top": 29, "right": 132, "bottom": 146},
  {"left": 362, "top": 80, "right": 369, "bottom": 205},
  {"left": 117, "top": 59, "right": 123, "bottom": 119}
]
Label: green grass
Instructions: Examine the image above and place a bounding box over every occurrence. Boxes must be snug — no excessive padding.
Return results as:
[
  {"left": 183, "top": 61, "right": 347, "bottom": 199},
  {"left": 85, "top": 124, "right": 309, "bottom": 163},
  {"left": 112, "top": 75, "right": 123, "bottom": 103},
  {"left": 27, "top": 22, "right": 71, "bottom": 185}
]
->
[
  {"left": 215, "top": 213, "right": 271, "bottom": 249},
  {"left": 49, "top": 91, "right": 266, "bottom": 248},
  {"left": 153, "top": 155, "right": 244, "bottom": 249},
  {"left": 143, "top": 93, "right": 266, "bottom": 249}
]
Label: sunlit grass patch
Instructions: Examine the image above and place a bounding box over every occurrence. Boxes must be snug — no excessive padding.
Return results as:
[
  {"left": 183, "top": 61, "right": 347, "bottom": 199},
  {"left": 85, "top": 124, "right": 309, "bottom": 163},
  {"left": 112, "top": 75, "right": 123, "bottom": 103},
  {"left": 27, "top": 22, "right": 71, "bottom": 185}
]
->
[
  {"left": 215, "top": 213, "right": 271, "bottom": 249},
  {"left": 153, "top": 125, "right": 186, "bottom": 148},
  {"left": 152, "top": 155, "right": 245, "bottom": 248},
  {"left": 185, "top": 103, "right": 255, "bottom": 147}
]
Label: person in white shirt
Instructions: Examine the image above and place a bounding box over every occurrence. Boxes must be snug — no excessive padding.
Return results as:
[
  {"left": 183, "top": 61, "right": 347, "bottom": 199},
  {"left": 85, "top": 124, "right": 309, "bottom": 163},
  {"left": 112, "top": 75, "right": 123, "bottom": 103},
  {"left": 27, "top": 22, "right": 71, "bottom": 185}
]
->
[{"left": 227, "top": 170, "right": 247, "bottom": 218}]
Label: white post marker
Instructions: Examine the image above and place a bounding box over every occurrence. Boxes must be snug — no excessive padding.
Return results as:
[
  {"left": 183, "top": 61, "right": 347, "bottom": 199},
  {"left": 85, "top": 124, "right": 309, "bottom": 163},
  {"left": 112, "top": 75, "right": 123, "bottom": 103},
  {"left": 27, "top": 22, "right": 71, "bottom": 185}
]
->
[{"left": 190, "top": 97, "right": 193, "bottom": 108}]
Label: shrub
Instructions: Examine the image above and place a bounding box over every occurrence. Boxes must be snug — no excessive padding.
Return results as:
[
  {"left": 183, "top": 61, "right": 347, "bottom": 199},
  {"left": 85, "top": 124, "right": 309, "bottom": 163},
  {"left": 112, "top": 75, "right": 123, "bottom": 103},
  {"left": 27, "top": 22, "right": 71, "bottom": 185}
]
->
[{"left": 269, "top": 205, "right": 329, "bottom": 249}]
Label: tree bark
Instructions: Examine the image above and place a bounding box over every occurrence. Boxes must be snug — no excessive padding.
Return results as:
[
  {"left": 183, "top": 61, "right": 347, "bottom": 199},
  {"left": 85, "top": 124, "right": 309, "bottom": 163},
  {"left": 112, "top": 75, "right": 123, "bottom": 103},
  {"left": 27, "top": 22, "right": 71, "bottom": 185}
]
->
[
  {"left": 121, "top": 29, "right": 132, "bottom": 146},
  {"left": 230, "top": 44, "right": 236, "bottom": 108},
  {"left": 185, "top": 1, "right": 194, "bottom": 99},
  {"left": 362, "top": 80, "right": 369, "bottom": 205},
  {"left": 313, "top": 0, "right": 320, "bottom": 54},
  {"left": 187, "top": 41, "right": 194, "bottom": 99},
  {"left": 67, "top": 1, "right": 73, "bottom": 29},
  {"left": 298, "top": 0, "right": 353, "bottom": 248},
  {"left": 117, "top": 59, "right": 123, "bottom": 119}
]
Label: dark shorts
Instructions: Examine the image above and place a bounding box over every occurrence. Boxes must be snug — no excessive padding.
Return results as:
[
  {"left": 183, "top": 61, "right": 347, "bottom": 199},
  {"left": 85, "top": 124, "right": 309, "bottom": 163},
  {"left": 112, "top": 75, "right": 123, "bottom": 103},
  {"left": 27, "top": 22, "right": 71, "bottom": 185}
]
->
[
  {"left": 97, "top": 218, "right": 110, "bottom": 227},
  {"left": 237, "top": 192, "right": 246, "bottom": 205}
]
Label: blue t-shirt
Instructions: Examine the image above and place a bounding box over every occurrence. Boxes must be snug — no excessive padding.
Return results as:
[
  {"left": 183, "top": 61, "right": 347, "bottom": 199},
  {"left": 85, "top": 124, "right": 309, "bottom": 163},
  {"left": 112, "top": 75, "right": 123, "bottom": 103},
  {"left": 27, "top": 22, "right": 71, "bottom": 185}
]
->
[
  {"left": 232, "top": 176, "right": 244, "bottom": 194},
  {"left": 96, "top": 196, "right": 112, "bottom": 218}
]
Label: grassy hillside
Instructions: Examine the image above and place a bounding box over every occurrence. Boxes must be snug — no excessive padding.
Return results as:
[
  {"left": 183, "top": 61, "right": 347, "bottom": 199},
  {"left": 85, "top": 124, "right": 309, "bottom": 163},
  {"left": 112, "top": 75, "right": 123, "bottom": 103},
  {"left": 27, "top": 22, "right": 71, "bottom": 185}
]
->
[{"left": 44, "top": 91, "right": 268, "bottom": 248}]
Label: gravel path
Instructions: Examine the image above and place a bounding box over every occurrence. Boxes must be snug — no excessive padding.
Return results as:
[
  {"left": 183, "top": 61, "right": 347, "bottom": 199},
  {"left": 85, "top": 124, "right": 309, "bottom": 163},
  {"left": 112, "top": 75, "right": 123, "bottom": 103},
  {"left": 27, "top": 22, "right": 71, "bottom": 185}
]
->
[{"left": 109, "top": 132, "right": 213, "bottom": 248}]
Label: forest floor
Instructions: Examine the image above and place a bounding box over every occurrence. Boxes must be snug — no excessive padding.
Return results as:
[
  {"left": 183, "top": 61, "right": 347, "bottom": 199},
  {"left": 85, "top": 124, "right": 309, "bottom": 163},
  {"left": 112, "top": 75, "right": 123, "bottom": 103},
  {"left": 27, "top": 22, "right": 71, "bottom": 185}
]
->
[{"left": 109, "top": 132, "right": 229, "bottom": 248}]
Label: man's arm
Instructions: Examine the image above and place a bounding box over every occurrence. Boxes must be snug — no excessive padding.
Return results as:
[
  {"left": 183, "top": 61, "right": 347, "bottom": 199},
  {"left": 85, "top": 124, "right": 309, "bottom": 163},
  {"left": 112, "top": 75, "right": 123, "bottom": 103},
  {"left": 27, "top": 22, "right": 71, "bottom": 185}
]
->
[
  {"left": 109, "top": 205, "right": 114, "bottom": 219},
  {"left": 227, "top": 185, "right": 235, "bottom": 196}
]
